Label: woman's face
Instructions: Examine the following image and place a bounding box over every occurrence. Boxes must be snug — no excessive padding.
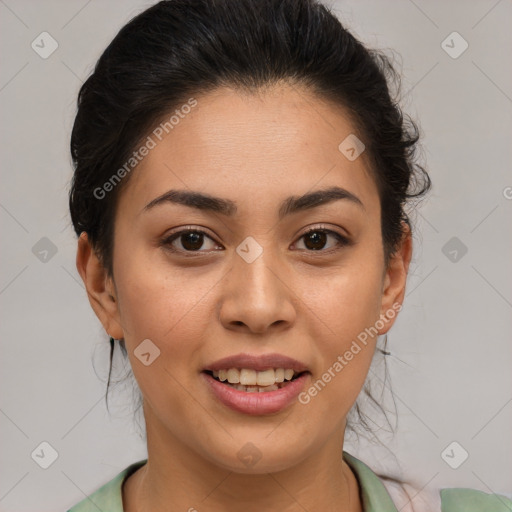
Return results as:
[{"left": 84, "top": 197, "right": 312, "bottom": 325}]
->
[{"left": 78, "top": 84, "right": 410, "bottom": 473}]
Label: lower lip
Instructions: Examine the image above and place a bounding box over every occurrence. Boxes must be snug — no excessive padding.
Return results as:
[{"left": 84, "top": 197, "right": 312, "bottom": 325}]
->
[{"left": 202, "top": 372, "right": 310, "bottom": 415}]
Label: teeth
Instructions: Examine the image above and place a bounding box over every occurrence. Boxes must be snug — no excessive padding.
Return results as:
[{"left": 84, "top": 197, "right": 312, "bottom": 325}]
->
[
  {"left": 227, "top": 368, "right": 240, "bottom": 384},
  {"left": 234, "top": 383, "right": 279, "bottom": 392},
  {"left": 240, "top": 369, "right": 257, "bottom": 385},
  {"left": 261, "top": 384, "right": 278, "bottom": 392},
  {"left": 256, "top": 369, "right": 275, "bottom": 386},
  {"left": 211, "top": 368, "right": 299, "bottom": 387}
]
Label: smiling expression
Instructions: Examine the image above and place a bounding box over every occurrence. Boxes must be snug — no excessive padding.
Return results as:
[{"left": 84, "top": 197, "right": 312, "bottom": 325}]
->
[{"left": 79, "top": 83, "right": 410, "bottom": 473}]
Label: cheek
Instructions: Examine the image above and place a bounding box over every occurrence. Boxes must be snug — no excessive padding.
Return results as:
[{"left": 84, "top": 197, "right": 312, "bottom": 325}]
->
[
  {"left": 297, "top": 255, "right": 384, "bottom": 410},
  {"left": 113, "top": 261, "right": 214, "bottom": 417},
  {"left": 113, "top": 243, "right": 215, "bottom": 342},
  {"left": 321, "top": 299, "right": 380, "bottom": 376},
  {"left": 303, "top": 250, "right": 384, "bottom": 342},
  {"left": 111, "top": 256, "right": 222, "bottom": 413}
]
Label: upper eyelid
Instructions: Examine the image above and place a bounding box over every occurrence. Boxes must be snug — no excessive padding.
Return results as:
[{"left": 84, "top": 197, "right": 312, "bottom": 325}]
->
[
  {"left": 300, "top": 225, "right": 349, "bottom": 238},
  {"left": 162, "top": 227, "right": 220, "bottom": 251}
]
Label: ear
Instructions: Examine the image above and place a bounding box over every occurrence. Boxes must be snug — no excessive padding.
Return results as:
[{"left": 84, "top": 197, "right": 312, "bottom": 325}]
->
[
  {"left": 377, "top": 222, "right": 413, "bottom": 334},
  {"left": 75, "top": 232, "right": 124, "bottom": 340}
]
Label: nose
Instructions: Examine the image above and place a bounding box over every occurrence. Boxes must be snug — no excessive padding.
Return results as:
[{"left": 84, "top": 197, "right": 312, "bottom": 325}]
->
[{"left": 218, "top": 246, "right": 297, "bottom": 335}]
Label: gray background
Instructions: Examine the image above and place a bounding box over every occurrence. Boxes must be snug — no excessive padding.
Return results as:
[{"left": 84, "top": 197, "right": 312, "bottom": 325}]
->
[{"left": 0, "top": 0, "right": 511, "bottom": 510}]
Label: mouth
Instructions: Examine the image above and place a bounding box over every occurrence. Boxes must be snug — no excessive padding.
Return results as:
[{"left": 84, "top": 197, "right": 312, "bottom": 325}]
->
[
  {"left": 202, "top": 368, "right": 308, "bottom": 393},
  {"left": 201, "top": 368, "right": 311, "bottom": 415},
  {"left": 202, "top": 353, "right": 311, "bottom": 414}
]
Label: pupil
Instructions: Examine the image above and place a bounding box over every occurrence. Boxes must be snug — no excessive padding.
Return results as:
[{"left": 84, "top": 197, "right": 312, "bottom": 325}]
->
[
  {"left": 305, "top": 231, "right": 326, "bottom": 250},
  {"left": 182, "top": 232, "right": 203, "bottom": 251}
]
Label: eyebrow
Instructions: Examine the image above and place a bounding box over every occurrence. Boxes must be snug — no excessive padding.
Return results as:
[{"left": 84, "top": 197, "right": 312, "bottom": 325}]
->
[{"left": 142, "top": 185, "right": 364, "bottom": 219}]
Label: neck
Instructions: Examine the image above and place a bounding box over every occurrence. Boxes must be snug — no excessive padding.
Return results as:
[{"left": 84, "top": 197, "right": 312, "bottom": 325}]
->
[{"left": 123, "top": 409, "right": 362, "bottom": 512}]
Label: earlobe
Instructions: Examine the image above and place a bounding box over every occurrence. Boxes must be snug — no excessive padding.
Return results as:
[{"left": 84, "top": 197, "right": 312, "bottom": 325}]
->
[{"left": 76, "top": 232, "right": 124, "bottom": 339}]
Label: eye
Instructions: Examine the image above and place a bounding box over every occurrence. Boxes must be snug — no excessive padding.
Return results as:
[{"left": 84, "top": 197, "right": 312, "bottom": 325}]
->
[
  {"left": 294, "top": 227, "right": 350, "bottom": 252},
  {"left": 161, "top": 228, "right": 222, "bottom": 254},
  {"left": 161, "top": 225, "right": 350, "bottom": 256}
]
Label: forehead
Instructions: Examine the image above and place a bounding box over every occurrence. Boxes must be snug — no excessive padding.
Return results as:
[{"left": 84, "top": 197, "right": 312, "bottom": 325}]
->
[{"left": 118, "top": 84, "right": 379, "bottom": 218}]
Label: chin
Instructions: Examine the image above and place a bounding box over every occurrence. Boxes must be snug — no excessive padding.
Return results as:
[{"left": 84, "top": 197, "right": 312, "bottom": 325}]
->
[{"left": 202, "top": 438, "right": 310, "bottom": 475}]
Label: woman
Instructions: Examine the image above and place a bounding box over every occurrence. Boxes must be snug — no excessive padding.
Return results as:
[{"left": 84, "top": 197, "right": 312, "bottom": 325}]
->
[{"left": 67, "top": 0, "right": 511, "bottom": 510}]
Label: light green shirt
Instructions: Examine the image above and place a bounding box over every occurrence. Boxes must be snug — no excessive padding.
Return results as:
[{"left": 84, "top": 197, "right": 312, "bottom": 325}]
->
[{"left": 67, "top": 451, "right": 512, "bottom": 511}]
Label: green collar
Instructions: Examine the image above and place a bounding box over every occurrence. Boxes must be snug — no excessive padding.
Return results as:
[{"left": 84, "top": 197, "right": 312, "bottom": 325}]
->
[{"left": 343, "top": 451, "right": 398, "bottom": 511}]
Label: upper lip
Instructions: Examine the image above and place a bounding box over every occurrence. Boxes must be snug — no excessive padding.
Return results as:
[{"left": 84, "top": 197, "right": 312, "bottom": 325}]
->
[{"left": 204, "top": 353, "right": 309, "bottom": 373}]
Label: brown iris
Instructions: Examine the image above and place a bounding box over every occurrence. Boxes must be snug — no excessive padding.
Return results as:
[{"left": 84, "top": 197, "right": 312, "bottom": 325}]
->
[
  {"left": 180, "top": 231, "right": 204, "bottom": 251},
  {"left": 303, "top": 231, "right": 327, "bottom": 250}
]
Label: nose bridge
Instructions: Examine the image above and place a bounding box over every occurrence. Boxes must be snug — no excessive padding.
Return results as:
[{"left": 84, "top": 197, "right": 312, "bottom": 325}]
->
[
  {"left": 234, "top": 238, "right": 283, "bottom": 302},
  {"left": 219, "top": 237, "right": 296, "bottom": 332}
]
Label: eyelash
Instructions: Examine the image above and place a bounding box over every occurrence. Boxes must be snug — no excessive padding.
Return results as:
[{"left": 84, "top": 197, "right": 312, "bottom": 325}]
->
[{"left": 160, "top": 225, "right": 350, "bottom": 257}]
